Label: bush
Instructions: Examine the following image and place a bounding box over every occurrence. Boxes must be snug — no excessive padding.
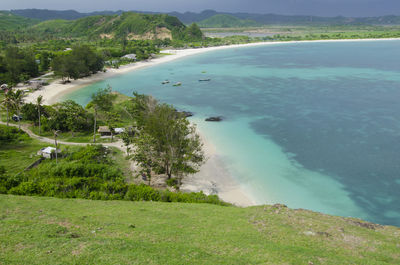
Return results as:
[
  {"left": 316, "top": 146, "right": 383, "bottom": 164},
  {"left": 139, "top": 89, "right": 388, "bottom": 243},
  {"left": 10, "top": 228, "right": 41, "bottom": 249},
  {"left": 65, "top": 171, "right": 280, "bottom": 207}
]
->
[
  {"left": 0, "top": 125, "right": 30, "bottom": 144},
  {"left": 1, "top": 145, "right": 228, "bottom": 206},
  {"left": 166, "top": 178, "right": 178, "bottom": 188}
]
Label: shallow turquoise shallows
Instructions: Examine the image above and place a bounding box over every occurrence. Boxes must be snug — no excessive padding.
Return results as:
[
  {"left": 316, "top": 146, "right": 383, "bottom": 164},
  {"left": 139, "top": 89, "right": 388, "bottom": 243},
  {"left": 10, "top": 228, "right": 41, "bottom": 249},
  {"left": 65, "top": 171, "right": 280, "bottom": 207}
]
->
[{"left": 66, "top": 40, "right": 400, "bottom": 226}]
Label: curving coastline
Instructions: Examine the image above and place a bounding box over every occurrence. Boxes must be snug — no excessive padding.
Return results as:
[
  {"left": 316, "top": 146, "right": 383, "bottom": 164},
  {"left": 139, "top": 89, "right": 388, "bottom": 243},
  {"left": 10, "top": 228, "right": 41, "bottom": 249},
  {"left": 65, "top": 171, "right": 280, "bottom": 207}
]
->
[{"left": 22, "top": 38, "right": 400, "bottom": 207}]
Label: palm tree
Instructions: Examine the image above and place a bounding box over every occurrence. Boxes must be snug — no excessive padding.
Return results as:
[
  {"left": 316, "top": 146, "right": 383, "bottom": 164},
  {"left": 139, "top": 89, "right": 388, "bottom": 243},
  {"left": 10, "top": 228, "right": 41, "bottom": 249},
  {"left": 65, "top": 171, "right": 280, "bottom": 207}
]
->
[
  {"left": 1, "top": 91, "right": 13, "bottom": 126},
  {"left": 36, "top": 95, "right": 43, "bottom": 135},
  {"left": 11, "top": 90, "right": 24, "bottom": 130},
  {"left": 93, "top": 105, "right": 98, "bottom": 143},
  {"left": 53, "top": 130, "right": 60, "bottom": 164}
]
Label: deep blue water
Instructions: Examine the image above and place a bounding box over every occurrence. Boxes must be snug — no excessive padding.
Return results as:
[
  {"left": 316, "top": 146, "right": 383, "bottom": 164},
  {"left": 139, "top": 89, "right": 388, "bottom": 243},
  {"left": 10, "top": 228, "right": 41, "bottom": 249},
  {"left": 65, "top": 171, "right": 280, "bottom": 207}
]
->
[{"left": 66, "top": 40, "right": 400, "bottom": 226}]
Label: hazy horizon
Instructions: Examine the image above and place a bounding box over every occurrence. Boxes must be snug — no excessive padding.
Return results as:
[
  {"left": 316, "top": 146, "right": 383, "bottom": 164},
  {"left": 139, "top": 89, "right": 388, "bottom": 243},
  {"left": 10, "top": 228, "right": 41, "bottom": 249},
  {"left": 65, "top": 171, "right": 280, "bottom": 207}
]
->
[{"left": 2, "top": 0, "right": 400, "bottom": 17}]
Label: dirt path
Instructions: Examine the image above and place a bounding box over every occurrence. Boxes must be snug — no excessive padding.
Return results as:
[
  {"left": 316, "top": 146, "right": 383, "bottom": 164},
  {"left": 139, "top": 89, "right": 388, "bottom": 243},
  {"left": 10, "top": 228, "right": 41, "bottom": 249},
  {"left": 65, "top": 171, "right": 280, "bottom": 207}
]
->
[{"left": 0, "top": 121, "right": 127, "bottom": 152}]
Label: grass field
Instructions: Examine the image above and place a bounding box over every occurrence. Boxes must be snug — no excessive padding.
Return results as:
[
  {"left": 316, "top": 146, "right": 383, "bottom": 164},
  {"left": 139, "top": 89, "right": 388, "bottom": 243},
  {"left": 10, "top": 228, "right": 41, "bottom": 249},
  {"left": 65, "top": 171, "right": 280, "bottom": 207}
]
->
[
  {"left": 0, "top": 195, "right": 399, "bottom": 265},
  {"left": 0, "top": 137, "right": 49, "bottom": 174}
]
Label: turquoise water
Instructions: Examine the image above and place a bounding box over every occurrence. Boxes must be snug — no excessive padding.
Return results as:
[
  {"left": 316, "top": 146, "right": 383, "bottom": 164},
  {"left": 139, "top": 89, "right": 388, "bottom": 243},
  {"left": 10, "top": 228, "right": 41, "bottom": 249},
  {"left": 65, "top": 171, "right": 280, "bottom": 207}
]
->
[{"left": 66, "top": 41, "right": 400, "bottom": 226}]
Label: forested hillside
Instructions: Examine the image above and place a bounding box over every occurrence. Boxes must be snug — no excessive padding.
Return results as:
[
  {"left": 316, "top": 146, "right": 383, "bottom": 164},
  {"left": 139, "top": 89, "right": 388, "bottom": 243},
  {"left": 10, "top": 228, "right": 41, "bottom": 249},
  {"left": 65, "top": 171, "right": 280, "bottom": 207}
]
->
[
  {"left": 29, "top": 12, "right": 201, "bottom": 40},
  {"left": 3, "top": 12, "right": 203, "bottom": 41},
  {"left": 0, "top": 11, "right": 39, "bottom": 31}
]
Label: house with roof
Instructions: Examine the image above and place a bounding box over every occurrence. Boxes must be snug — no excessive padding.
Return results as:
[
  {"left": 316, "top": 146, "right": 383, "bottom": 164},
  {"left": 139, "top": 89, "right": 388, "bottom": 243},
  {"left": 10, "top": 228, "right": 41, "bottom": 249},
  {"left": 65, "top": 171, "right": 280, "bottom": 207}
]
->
[
  {"left": 37, "top": 147, "right": 61, "bottom": 159},
  {"left": 98, "top": 126, "right": 112, "bottom": 136},
  {"left": 121, "top": 54, "right": 137, "bottom": 61}
]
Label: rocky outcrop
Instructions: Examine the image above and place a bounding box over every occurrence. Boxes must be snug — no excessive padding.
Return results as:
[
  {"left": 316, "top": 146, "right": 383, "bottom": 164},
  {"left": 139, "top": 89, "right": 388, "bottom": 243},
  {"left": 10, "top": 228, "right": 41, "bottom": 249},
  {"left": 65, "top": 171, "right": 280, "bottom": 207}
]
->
[{"left": 205, "top": 116, "right": 223, "bottom": 122}]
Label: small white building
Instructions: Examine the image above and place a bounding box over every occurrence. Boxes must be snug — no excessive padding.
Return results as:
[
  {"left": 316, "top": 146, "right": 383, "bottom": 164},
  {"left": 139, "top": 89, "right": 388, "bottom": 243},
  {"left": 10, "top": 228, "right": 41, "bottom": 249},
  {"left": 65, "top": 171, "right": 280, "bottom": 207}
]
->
[
  {"left": 114, "top": 128, "right": 125, "bottom": 134},
  {"left": 121, "top": 54, "right": 137, "bottom": 61},
  {"left": 37, "top": 147, "right": 61, "bottom": 159}
]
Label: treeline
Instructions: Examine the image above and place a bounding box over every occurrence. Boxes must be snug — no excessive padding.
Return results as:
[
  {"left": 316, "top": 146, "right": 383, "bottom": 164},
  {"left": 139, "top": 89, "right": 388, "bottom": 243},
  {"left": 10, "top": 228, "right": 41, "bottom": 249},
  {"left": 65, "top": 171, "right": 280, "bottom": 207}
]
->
[
  {"left": 51, "top": 46, "right": 103, "bottom": 81},
  {"left": 0, "top": 47, "right": 39, "bottom": 86},
  {"left": 262, "top": 31, "right": 400, "bottom": 42},
  {"left": 0, "top": 39, "right": 163, "bottom": 86},
  {"left": 0, "top": 137, "right": 227, "bottom": 205}
]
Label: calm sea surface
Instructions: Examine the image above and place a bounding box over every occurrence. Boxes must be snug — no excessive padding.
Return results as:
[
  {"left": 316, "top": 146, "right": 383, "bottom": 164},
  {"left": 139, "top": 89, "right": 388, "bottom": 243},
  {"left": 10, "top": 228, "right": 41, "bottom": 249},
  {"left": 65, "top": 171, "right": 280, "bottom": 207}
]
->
[{"left": 66, "top": 40, "right": 400, "bottom": 226}]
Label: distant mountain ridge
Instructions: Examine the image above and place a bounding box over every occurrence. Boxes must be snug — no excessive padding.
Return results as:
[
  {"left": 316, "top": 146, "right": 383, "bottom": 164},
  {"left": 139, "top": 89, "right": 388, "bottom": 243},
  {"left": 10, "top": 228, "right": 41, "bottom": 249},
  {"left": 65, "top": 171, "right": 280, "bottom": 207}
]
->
[
  {"left": 197, "top": 14, "right": 259, "bottom": 28},
  {"left": 9, "top": 8, "right": 400, "bottom": 26}
]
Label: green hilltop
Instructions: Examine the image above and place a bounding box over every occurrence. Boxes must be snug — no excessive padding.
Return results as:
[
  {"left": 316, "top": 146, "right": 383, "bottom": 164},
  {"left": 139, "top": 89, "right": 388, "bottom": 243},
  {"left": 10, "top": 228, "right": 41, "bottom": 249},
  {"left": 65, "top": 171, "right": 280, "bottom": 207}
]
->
[
  {"left": 198, "top": 14, "right": 259, "bottom": 28},
  {"left": 27, "top": 12, "right": 203, "bottom": 41}
]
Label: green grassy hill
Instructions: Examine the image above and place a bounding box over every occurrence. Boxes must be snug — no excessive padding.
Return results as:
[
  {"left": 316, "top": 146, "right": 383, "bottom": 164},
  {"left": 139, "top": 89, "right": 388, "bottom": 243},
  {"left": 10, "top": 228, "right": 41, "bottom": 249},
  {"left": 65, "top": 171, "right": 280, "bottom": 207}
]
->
[
  {"left": 198, "top": 14, "right": 259, "bottom": 28},
  {"left": 29, "top": 12, "right": 199, "bottom": 40},
  {"left": 1, "top": 195, "right": 399, "bottom": 264},
  {"left": 0, "top": 11, "right": 39, "bottom": 31}
]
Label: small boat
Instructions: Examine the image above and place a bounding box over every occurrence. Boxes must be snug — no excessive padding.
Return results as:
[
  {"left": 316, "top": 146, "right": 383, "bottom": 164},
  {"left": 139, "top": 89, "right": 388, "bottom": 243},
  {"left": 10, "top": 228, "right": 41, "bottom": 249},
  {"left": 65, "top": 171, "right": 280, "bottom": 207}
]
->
[
  {"left": 199, "top": 79, "right": 211, "bottom": 82},
  {"left": 161, "top": 80, "right": 170, "bottom": 84},
  {"left": 173, "top": 82, "right": 182, "bottom": 86}
]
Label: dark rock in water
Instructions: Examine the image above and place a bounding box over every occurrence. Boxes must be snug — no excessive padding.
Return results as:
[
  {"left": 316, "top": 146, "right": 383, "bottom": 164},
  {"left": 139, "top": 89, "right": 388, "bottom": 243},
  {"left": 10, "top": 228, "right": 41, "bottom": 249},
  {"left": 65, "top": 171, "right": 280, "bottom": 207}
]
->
[
  {"left": 181, "top": 111, "right": 194, "bottom": 117},
  {"left": 205, "top": 116, "right": 223, "bottom": 122},
  {"left": 175, "top": 110, "right": 194, "bottom": 117}
]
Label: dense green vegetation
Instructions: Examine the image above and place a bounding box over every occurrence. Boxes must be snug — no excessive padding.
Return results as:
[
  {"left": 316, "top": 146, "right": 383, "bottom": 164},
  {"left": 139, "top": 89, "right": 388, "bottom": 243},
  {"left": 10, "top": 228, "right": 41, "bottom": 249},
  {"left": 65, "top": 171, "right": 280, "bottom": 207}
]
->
[
  {"left": 127, "top": 93, "right": 204, "bottom": 186},
  {"left": 17, "top": 12, "right": 201, "bottom": 42},
  {"left": 51, "top": 45, "right": 103, "bottom": 81},
  {"left": 0, "top": 11, "right": 39, "bottom": 31},
  {"left": 1, "top": 195, "right": 399, "bottom": 264},
  {"left": 0, "top": 143, "right": 223, "bottom": 205},
  {"left": 198, "top": 14, "right": 259, "bottom": 28},
  {"left": 0, "top": 123, "right": 225, "bottom": 205},
  {"left": 0, "top": 46, "right": 39, "bottom": 86},
  {"left": 1, "top": 88, "right": 210, "bottom": 197}
]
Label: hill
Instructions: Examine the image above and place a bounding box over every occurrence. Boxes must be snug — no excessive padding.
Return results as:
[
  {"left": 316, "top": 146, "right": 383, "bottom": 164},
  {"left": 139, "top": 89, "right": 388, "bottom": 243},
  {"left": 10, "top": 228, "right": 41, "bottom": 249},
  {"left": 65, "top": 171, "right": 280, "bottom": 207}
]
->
[
  {"left": 198, "top": 14, "right": 259, "bottom": 28},
  {"left": 1, "top": 194, "right": 399, "bottom": 264},
  {"left": 0, "top": 11, "right": 39, "bottom": 31},
  {"left": 11, "top": 8, "right": 122, "bottom": 21},
  {"left": 10, "top": 9, "right": 400, "bottom": 26},
  {"left": 29, "top": 12, "right": 202, "bottom": 41}
]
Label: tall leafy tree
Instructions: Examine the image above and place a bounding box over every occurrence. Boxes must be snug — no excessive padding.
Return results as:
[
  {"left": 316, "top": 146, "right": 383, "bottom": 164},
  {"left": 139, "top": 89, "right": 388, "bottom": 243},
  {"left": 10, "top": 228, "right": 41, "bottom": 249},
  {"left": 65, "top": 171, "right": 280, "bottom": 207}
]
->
[
  {"left": 1, "top": 90, "right": 13, "bottom": 126},
  {"left": 90, "top": 86, "right": 114, "bottom": 143},
  {"left": 10, "top": 90, "right": 24, "bottom": 130},
  {"left": 131, "top": 101, "right": 204, "bottom": 187}
]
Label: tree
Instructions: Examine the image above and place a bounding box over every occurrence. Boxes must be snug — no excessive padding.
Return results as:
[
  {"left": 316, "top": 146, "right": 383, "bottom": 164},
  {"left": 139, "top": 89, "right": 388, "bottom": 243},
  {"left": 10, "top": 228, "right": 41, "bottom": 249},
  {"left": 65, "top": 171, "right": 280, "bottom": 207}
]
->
[
  {"left": 8, "top": 90, "right": 24, "bottom": 130},
  {"left": 132, "top": 132, "right": 158, "bottom": 186},
  {"left": 90, "top": 86, "right": 114, "bottom": 143},
  {"left": 131, "top": 102, "right": 205, "bottom": 188},
  {"left": 36, "top": 95, "right": 43, "bottom": 135},
  {"left": 105, "top": 111, "right": 121, "bottom": 142},
  {"left": 3, "top": 47, "right": 38, "bottom": 86},
  {"left": 38, "top": 52, "right": 50, "bottom": 72},
  {"left": 53, "top": 130, "right": 60, "bottom": 164},
  {"left": 51, "top": 45, "right": 104, "bottom": 81},
  {"left": 50, "top": 100, "right": 89, "bottom": 133},
  {"left": 1, "top": 90, "right": 13, "bottom": 126}
]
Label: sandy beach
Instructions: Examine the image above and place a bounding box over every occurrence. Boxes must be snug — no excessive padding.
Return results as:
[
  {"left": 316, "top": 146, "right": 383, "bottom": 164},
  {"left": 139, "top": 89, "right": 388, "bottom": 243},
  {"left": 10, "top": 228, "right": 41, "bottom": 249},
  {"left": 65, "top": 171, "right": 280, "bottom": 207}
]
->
[
  {"left": 22, "top": 37, "right": 399, "bottom": 207},
  {"left": 25, "top": 38, "right": 400, "bottom": 106}
]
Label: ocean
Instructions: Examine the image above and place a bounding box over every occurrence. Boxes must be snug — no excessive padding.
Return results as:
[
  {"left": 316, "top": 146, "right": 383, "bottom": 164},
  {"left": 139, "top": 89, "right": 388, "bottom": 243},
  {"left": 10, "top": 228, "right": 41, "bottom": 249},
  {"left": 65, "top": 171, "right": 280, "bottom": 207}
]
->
[{"left": 65, "top": 40, "right": 400, "bottom": 226}]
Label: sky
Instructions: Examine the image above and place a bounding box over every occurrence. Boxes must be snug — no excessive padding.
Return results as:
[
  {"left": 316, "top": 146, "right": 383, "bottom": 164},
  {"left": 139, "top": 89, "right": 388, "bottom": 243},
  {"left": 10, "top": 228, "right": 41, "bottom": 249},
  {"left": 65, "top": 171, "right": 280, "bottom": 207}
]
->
[{"left": 2, "top": 0, "right": 400, "bottom": 17}]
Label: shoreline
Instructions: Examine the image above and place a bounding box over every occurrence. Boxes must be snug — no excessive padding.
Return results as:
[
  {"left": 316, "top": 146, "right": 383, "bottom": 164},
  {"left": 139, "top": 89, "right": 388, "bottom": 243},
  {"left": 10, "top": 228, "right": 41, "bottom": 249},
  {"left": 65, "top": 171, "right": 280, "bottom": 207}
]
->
[
  {"left": 23, "top": 37, "right": 400, "bottom": 207},
  {"left": 24, "top": 37, "right": 400, "bottom": 105}
]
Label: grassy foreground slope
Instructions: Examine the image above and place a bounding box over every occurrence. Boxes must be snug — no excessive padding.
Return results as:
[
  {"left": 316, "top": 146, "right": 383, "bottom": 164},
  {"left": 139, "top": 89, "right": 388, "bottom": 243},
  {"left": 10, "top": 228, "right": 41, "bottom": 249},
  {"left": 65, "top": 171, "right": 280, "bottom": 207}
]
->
[{"left": 1, "top": 195, "right": 399, "bottom": 264}]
